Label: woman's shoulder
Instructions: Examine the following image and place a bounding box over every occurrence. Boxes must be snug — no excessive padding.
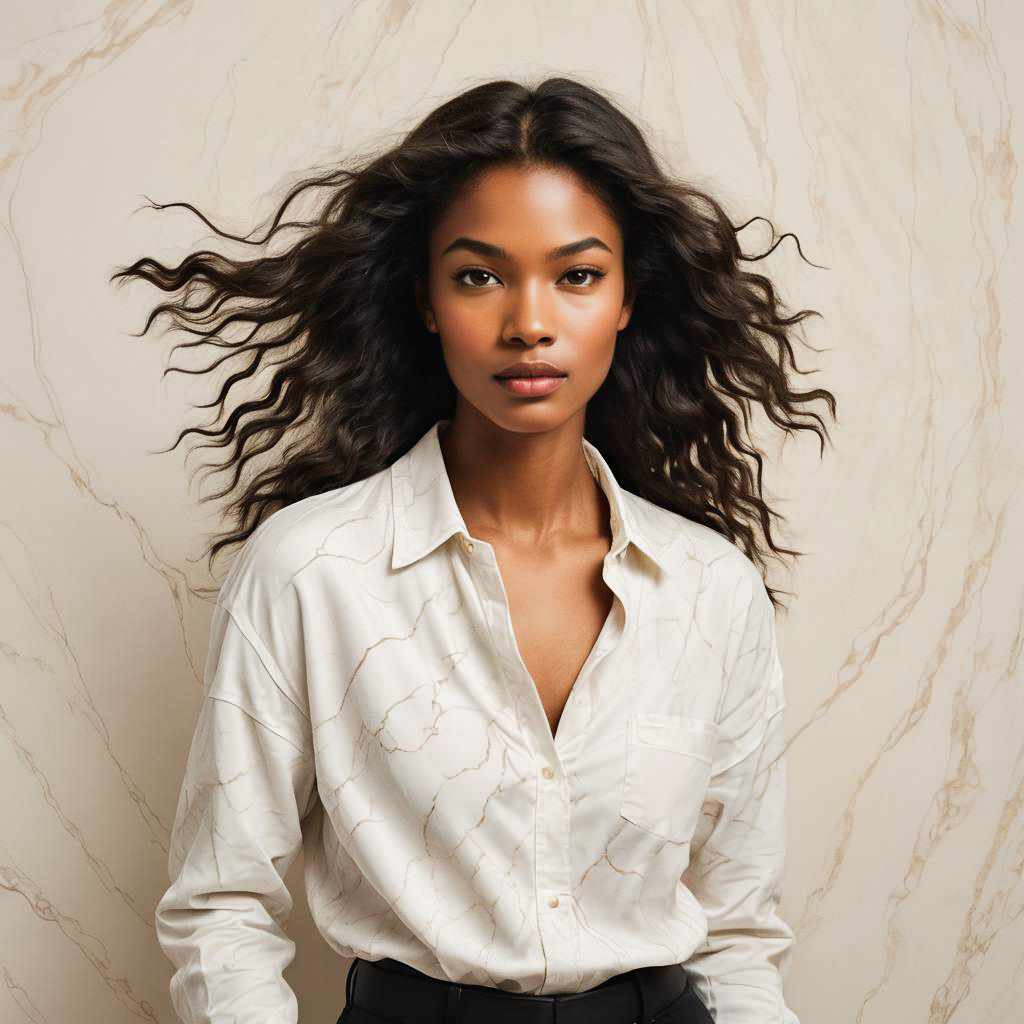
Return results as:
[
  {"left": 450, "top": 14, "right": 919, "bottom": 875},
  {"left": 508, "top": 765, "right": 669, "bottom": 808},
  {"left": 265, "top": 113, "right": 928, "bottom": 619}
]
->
[
  {"left": 218, "top": 465, "right": 392, "bottom": 609},
  {"left": 621, "top": 487, "right": 764, "bottom": 597}
]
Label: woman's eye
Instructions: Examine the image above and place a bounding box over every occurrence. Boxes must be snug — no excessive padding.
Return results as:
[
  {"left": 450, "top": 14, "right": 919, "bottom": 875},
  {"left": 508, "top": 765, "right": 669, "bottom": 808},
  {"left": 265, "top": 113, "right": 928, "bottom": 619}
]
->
[
  {"left": 563, "top": 267, "right": 606, "bottom": 287},
  {"left": 455, "top": 268, "right": 498, "bottom": 287},
  {"left": 452, "top": 266, "right": 607, "bottom": 288}
]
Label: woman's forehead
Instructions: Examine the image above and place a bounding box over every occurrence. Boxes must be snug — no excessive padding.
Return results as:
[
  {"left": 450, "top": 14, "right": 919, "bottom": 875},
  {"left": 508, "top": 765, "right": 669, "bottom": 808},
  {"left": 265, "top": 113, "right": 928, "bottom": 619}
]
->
[{"left": 431, "top": 165, "right": 622, "bottom": 254}]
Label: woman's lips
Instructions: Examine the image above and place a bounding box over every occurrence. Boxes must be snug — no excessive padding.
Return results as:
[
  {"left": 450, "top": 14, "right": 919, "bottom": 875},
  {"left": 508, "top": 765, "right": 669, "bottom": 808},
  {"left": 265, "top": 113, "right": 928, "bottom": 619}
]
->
[{"left": 494, "top": 375, "right": 567, "bottom": 396}]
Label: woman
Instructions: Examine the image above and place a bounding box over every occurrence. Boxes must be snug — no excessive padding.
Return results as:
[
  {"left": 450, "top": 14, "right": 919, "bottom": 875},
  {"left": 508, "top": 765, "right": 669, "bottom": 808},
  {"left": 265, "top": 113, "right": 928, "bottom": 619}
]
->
[{"left": 116, "top": 75, "right": 834, "bottom": 1024}]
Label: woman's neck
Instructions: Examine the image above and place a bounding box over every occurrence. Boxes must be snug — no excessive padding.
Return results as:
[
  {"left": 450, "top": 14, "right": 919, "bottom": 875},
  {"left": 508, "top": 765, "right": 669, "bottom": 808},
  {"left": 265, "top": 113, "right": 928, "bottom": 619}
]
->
[{"left": 438, "top": 409, "right": 608, "bottom": 549}]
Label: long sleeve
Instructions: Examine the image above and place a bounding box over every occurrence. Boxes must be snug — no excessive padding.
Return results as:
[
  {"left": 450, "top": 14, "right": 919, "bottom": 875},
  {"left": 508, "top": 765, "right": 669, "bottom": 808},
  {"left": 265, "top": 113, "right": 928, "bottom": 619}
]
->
[
  {"left": 156, "top": 597, "right": 317, "bottom": 1024},
  {"left": 680, "top": 573, "right": 799, "bottom": 1023}
]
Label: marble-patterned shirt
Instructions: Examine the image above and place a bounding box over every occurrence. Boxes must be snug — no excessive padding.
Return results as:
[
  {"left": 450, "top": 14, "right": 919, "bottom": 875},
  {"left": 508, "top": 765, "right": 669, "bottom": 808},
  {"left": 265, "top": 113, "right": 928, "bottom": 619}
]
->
[{"left": 156, "top": 417, "right": 799, "bottom": 1024}]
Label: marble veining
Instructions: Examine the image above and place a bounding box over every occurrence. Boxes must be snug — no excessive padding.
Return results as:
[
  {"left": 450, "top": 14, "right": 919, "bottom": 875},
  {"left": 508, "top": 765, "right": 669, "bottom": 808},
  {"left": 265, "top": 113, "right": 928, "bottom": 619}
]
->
[{"left": 1, "top": 3, "right": 1020, "bottom": 1022}]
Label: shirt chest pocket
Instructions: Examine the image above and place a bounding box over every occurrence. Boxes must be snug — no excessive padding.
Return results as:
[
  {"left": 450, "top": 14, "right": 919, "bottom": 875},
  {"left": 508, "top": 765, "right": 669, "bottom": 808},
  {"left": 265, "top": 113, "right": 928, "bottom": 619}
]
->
[{"left": 619, "top": 713, "right": 717, "bottom": 843}]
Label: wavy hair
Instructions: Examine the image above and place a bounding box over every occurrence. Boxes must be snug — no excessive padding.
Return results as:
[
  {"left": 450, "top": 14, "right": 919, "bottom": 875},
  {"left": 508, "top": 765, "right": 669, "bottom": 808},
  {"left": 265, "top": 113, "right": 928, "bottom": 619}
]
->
[{"left": 111, "top": 74, "right": 835, "bottom": 610}]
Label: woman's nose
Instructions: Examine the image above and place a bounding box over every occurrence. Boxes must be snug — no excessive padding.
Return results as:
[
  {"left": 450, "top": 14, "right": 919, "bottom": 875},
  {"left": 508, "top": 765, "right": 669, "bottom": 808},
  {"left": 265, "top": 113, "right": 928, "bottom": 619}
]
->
[{"left": 504, "top": 279, "right": 556, "bottom": 344}]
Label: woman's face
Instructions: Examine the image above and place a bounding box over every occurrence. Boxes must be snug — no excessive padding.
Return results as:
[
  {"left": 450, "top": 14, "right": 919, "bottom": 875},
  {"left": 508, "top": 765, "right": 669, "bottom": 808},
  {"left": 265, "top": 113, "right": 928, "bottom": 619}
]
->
[{"left": 415, "top": 163, "right": 634, "bottom": 434}]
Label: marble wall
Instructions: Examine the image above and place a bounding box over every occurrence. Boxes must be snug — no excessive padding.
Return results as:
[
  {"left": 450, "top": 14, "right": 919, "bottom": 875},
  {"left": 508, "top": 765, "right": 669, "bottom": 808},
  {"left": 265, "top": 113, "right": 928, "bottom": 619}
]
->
[{"left": 2, "top": 1, "right": 1021, "bottom": 1021}]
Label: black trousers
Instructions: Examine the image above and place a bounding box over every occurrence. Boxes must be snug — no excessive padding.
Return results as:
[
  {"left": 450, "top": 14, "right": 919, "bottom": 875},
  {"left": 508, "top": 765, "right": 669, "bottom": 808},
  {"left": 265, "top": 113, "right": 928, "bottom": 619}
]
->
[{"left": 337, "top": 956, "right": 715, "bottom": 1024}]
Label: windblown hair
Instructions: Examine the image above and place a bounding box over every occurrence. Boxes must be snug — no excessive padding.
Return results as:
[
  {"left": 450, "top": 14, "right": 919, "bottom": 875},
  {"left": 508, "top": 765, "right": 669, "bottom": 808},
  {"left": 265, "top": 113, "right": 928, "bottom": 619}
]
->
[{"left": 111, "top": 74, "right": 835, "bottom": 610}]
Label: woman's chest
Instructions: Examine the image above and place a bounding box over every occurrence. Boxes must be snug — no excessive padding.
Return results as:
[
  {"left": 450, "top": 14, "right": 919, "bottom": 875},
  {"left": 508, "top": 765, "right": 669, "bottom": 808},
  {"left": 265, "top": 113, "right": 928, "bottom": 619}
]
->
[
  {"left": 302, "top": 571, "right": 732, "bottom": 867},
  {"left": 300, "top": 554, "right": 730, "bottom": 783}
]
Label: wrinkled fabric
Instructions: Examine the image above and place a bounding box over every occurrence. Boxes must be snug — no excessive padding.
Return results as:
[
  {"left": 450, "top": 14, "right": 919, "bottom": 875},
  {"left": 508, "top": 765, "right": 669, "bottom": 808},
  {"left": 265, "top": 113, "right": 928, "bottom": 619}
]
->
[{"left": 156, "top": 417, "right": 799, "bottom": 1023}]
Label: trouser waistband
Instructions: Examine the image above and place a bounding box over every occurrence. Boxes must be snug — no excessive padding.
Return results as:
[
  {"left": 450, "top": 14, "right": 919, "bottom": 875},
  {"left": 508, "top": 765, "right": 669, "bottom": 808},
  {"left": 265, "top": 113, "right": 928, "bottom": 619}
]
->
[{"left": 341, "top": 955, "right": 698, "bottom": 1024}]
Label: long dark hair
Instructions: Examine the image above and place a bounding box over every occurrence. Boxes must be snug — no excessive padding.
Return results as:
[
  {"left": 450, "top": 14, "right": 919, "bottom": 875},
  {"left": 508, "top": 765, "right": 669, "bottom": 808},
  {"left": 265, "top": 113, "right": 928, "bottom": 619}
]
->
[{"left": 111, "top": 74, "right": 835, "bottom": 610}]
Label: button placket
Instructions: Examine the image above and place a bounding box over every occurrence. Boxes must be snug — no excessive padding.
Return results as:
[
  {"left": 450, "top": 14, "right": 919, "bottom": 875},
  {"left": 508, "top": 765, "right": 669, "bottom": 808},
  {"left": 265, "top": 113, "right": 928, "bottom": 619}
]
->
[{"left": 463, "top": 532, "right": 586, "bottom": 990}]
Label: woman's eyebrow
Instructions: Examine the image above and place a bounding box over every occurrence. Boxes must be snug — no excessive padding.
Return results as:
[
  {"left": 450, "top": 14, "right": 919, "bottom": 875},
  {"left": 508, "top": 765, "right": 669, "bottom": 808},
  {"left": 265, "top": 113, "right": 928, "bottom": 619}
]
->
[{"left": 440, "top": 236, "right": 613, "bottom": 260}]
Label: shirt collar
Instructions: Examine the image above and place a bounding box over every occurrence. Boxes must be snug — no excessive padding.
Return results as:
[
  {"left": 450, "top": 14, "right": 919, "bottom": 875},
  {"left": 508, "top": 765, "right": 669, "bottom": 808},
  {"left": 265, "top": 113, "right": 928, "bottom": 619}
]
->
[{"left": 389, "top": 418, "right": 670, "bottom": 572}]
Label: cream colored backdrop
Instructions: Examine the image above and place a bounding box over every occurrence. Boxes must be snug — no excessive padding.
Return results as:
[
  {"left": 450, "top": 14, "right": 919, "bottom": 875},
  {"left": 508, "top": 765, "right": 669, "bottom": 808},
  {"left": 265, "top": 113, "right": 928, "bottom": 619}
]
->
[{"left": 3, "top": 2, "right": 1021, "bottom": 1022}]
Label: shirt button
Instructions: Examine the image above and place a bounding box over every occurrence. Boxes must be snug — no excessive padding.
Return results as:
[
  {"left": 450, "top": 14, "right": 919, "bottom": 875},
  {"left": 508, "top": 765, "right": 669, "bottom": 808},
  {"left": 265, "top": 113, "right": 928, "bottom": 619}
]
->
[
  {"left": 541, "top": 766, "right": 554, "bottom": 779},
  {"left": 463, "top": 538, "right": 474, "bottom": 553},
  {"left": 548, "top": 895, "right": 560, "bottom": 908}
]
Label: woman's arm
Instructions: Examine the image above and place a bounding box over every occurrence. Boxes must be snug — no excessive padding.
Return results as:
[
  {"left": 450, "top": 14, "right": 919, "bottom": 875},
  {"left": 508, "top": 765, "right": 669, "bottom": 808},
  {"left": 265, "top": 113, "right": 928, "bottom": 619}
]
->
[
  {"left": 156, "top": 598, "right": 316, "bottom": 1024},
  {"left": 680, "top": 569, "right": 799, "bottom": 1023}
]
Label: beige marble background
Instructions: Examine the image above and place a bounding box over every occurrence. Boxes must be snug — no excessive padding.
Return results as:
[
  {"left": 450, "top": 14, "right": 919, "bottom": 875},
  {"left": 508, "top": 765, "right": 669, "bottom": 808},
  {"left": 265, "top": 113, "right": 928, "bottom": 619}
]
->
[{"left": 2, "top": 1, "right": 1021, "bottom": 1021}]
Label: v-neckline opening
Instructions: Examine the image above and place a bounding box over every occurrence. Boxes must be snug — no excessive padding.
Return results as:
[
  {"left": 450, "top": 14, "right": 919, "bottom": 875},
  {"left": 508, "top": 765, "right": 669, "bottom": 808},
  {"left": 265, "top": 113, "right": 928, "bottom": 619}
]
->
[
  {"left": 543, "top": 595, "right": 619, "bottom": 744},
  {"left": 498, "top": 573, "right": 622, "bottom": 748}
]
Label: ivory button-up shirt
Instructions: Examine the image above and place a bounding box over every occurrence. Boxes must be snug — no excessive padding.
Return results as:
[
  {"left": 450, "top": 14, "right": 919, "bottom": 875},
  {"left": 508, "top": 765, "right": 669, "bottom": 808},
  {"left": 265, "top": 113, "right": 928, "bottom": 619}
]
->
[{"left": 156, "top": 417, "right": 798, "bottom": 1023}]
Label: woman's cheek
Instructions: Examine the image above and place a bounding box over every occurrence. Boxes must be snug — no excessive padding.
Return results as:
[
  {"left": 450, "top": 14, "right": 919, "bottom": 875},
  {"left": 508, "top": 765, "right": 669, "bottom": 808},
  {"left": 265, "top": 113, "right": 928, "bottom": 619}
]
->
[{"left": 435, "top": 294, "right": 498, "bottom": 343}]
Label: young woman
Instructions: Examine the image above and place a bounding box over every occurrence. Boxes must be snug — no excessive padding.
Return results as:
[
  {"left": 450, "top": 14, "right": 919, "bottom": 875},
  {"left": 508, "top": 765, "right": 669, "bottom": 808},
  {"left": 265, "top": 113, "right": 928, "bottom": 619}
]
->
[{"left": 117, "top": 75, "right": 834, "bottom": 1024}]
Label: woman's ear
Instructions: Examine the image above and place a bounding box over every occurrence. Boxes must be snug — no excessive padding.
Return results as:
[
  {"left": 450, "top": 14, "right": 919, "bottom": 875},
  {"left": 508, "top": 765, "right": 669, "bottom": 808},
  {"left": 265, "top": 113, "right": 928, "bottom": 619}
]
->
[{"left": 414, "top": 276, "right": 438, "bottom": 333}]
